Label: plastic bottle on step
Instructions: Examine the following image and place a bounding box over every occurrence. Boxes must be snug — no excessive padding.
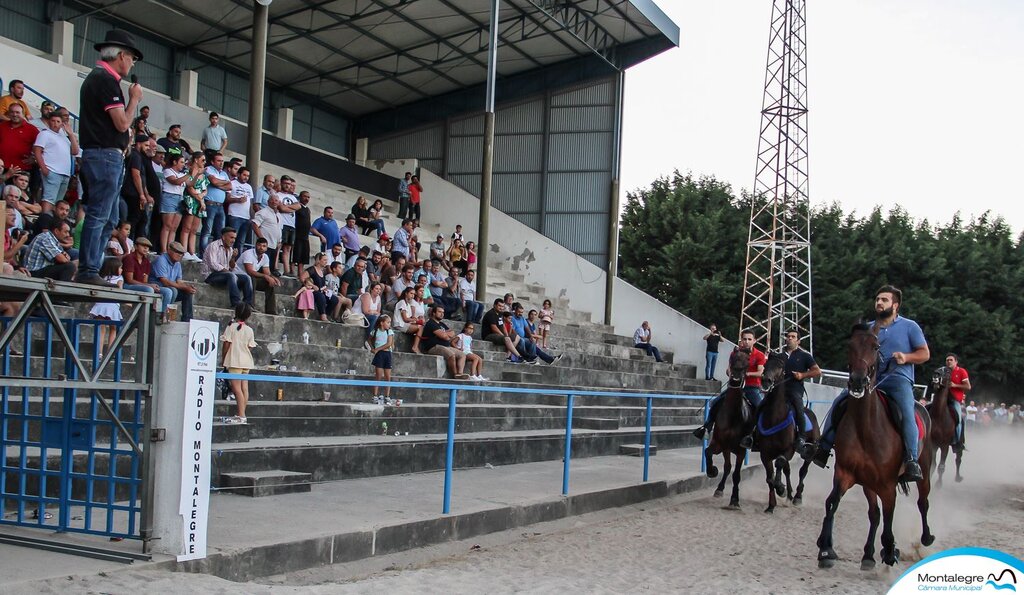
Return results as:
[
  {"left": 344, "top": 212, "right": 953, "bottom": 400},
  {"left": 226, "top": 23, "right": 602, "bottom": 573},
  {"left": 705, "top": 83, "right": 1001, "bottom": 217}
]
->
[{"left": 302, "top": 331, "right": 309, "bottom": 345}]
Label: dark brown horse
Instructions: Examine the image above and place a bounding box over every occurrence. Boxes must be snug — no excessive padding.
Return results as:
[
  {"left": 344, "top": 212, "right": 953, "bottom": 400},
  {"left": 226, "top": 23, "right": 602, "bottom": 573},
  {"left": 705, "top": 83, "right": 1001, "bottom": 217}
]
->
[
  {"left": 926, "top": 366, "right": 964, "bottom": 486},
  {"left": 704, "top": 349, "right": 752, "bottom": 509},
  {"left": 816, "top": 324, "right": 935, "bottom": 570},
  {"left": 757, "top": 351, "right": 820, "bottom": 513}
]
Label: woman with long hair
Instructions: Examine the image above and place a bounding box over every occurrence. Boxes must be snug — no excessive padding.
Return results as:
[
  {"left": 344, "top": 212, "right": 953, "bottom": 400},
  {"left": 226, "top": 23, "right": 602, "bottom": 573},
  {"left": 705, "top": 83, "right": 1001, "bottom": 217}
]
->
[{"left": 178, "top": 152, "right": 208, "bottom": 261}]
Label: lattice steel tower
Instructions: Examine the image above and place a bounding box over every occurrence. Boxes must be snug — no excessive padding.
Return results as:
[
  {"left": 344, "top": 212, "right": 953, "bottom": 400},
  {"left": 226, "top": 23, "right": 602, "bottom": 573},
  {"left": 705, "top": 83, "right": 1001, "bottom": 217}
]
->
[{"left": 740, "top": 0, "right": 813, "bottom": 352}]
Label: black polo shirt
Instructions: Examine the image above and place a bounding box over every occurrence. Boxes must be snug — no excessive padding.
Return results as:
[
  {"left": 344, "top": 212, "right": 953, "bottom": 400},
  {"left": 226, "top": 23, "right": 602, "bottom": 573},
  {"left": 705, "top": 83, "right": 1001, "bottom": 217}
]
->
[
  {"left": 784, "top": 347, "right": 817, "bottom": 394},
  {"left": 79, "top": 62, "right": 129, "bottom": 150}
]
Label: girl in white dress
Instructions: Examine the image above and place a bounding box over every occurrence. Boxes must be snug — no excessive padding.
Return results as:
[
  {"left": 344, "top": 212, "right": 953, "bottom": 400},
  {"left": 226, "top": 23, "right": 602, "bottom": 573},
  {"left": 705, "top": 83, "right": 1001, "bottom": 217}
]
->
[{"left": 88, "top": 257, "right": 124, "bottom": 359}]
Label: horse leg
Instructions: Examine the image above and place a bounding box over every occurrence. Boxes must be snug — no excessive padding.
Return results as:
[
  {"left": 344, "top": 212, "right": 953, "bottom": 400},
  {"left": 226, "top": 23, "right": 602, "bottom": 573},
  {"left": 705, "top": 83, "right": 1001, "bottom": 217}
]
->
[
  {"left": 728, "top": 449, "right": 744, "bottom": 509},
  {"left": 861, "top": 487, "right": 880, "bottom": 570},
  {"left": 817, "top": 469, "right": 853, "bottom": 568},
  {"left": 774, "top": 457, "right": 787, "bottom": 497},
  {"left": 954, "top": 447, "right": 964, "bottom": 483},
  {"left": 715, "top": 452, "right": 731, "bottom": 498},
  {"left": 705, "top": 444, "right": 719, "bottom": 479},
  {"left": 793, "top": 458, "right": 812, "bottom": 506},
  {"left": 918, "top": 452, "right": 936, "bottom": 547},
  {"left": 880, "top": 489, "right": 900, "bottom": 566},
  {"left": 936, "top": 445, "right": 948, "bottom": 488},
  {"left": 762, "top": 453, "right": 777, "bottom": 513}
]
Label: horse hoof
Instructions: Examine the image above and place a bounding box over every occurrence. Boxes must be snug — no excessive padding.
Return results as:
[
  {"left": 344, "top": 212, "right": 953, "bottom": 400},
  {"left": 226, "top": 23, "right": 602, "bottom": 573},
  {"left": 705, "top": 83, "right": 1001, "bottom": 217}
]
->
[
  {"left": 922, "top": 534, "right": 935, "bottom": 547},
  {"left": 727, "top": 502, "right": 741, "bottom": 510},
  {"left": 764, "top": 507, "right": 774, "bottom": 514},
  {"left": 955, "top": 475, "right": 964, "bottom": 483},
  {"left": 707, "top": 466, "right": 719, "bottom": 479},
  {"left": 775, "top": 485, "right": 785, "bottom": 497},
  {"left": 861, "top": 559, "right": 876, "bottom": 571},
  {"left": 883, "top": 549, "right": 900, "bottom": 566},
  {"left": 817, "top": 551, "right": 837, "bottom": 569},
  {"left": 792, "top": 497, "right": 802, "bottom": 507},
  {"left": 713, "top": 489, "right": 724, "bottom": 498}
]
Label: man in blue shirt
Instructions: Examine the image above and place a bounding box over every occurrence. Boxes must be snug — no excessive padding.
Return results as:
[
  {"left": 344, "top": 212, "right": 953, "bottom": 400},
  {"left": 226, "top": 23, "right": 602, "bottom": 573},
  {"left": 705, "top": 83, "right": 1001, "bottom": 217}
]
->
[
  {"left": 310, "top": 206, "right": 341, "bottom": 254},
  {"left": 151, "top": 241, "right": 196, "bottom": 322},
  {"left": 339, "top": 214, "right": 361, "bottom": 258},
  {"left": 397, "top": 172, "right": 412, "bottom": 220},
  {"left": 809, "top": 285, "right": 929, "bottom": 482},
  {"left": 510, "top": 302, "right": 561, "bottom": 365},
  {"left": 200, "top": 152, "right": 231, "bottom": 254}
]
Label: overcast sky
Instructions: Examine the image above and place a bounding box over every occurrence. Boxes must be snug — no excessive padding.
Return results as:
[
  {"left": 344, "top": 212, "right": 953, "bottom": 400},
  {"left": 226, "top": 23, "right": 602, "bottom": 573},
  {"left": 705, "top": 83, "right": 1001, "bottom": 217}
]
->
[{"left": 621, "top": 0, "right": 1024, "bottom": 233}]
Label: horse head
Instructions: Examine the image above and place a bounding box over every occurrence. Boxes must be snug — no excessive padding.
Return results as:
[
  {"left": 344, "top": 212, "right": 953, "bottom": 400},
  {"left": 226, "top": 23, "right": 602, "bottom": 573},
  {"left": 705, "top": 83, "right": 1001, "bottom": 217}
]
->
[
  {"left": 930, "top": 365, "right": 952, "bottom": 390},
  {"left": 847, "top": 323, "right": 880, "bottom": 398},
  {"left": 727, "top": 349, "right": 750, "bottom": 388},
  {"left": 761, "top": 350, "right": 787, "bottom": 391}
]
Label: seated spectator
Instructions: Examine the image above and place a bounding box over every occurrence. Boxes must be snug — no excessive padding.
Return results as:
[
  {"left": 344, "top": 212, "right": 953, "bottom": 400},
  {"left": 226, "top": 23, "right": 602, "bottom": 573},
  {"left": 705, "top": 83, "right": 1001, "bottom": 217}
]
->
[
  {"left": 202, "top": 227, "right": 253, "bottom": 308},
  {"left": 6, "top": 175, "right": 40, "bottom": 217},
  {"left": 459, "top": 269, "right": 484, "bottom": 324},
  {"left": 390, "top": 263, "right": 417, "bottom": 309},
  {"left": 323, "top": 261, "right": 347, "bottom": 321},
  {"left": 382, "top": 253, "right": 403, "bottom": 287},
  {"left": 481, "top": 299, "right": 524, "bottom": 363},
  {"left": 356, "top": 282, "right": 383, "bottom": 334},
  {"left": 366, "top": 250, "right": 386, "bottom": 291},
  {"left": 121, "top": 237, "right": 172, "bottom": 317},
  {"left": 339, "top": 214, "right": 361, "bottom": 259},
  {"left": 340, "top": 257, "right": 367, "bottom": 302},
  {"left": 32, "top": 111, "right": 77, "bottom": 213},
  {"left": 391, "top": 219, "right": 414, "bottom": 264},
  {"left": 235, "top": 237, "right": 281, "bottom": 314},
  {"left": 352, "top": 196, "right": 385, "bottom": 237},
  {"left": 393, "top": 286, "right": 425, "bottom": 353},
  {"left": 370, "top": 199, "right": 387, "bottom": 226},
  {"left": 300, "top": 252, "right": 343, "bottom": 322},
  {"left": 373, "top": 232, "right": 390, "bottom": 256},
  {"left": 421, "top": 305, "right": 469, "bottom": 379},
  {"left": 511, "top": 302, "right": 560, "bottom": 365},
  {"left": 429, "top": 235, "right": 449, "bottom": 269},
  {"left": 151, "top": 242, "right": 195, "bottom": 322},
  {"left": 4, "top": 207, "right": 29, "bottom": 270},
  {"left": 310, "top": 206, "right": 341, "bottom": 254},
  {"left": 442, "top": 267, "right": 464, "bottom": 319},
  {"left": 633, "top": 320, "right": 664, "bottom": 363},
  {"left": 107, "top": 221, "right": 134, "bottom": 257},
  {"left": 0, "top": 80, "right": 31, "bottom": 122},
  {"left": 447, "top": 238, "right": 468, "bottom": 276},
  {"left": 24, "top": 219, "right": 76, "bottom": 281},
  {"left": 30, "top": 199, "right": 73, "bottom": 242},
  {"left": 454, "top": 322, "right": 486, "bottom": 381},
  {"left": 328, "top": 242, "right": 346, "bottom": 268},
  {"left": 346, "top": 245, "right": 371, "bottom": 269}
]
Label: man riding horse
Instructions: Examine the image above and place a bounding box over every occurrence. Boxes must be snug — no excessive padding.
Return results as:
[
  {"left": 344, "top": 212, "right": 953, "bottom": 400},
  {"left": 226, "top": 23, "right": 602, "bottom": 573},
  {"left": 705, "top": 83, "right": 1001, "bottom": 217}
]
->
[
  {"left": 808, "top": 285, "right": 929, "bottom": 482},
  {"left": 693, "top": 329, "right": 767, "bottom": 440},
  {"left": 945, "top": 353, "right": 971, "bottom": 452},
  {"left": 740, "top": 329, "right": 821, "bottom": 457}
]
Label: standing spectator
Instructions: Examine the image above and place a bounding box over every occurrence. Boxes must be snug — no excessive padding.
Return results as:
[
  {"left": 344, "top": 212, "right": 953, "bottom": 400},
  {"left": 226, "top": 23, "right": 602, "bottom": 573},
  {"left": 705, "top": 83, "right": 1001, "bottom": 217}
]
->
[
  {"left": 422, "top": 305, "right": 469, "bottom": 379},
  {"left": 275, "top": 176, "right": 300, "bottom": 276},
  {"left": 465, "top": 240, "right": 478, "bottom": 271},
  {"left": 141, "top": 138, "right": 162, "bottom": 241},
  {"left": 252, "top": 173, "right": 275, "bottom": 211},
  {"left": 0, "top": 104, "right": 39, "bottom": 187},
  {"left": 703, "top": 323, "right": 723, "bottom": 381},
  {"left": 32, "top": 111, "right": 77, "bottom": 213},
  {"left": 24, "top": 219, "right": 76, "bottom": 281},
  {"left": 397, "top": 171, "right": 412, "bottom": 220},
  {"left": 235, "top": 237, "right": 280, "bottom": 314},
  {"left": 293, "top": 278, "right": 317, "bottom": 319},
  {"left": 538, "top": 299, "right": 554, "bottom": 349},
  {"left": 157, "top": 124, "right": 192, "bottom": 159},
  {"left": 178, "top": 153, "right": 208, "bottom": 262},
  {"left": 339, "top": 214, "right": 361, "bottom": 259},
  {"left": 200, "top": 112, "right": 228, "bottom": 156},
  {"left": 633, "top": 321, "right": 664, "bottom": 363},
  {"left": 408, "top": 175, "right": 423, "bottom": 224},
  {"left": 121, "top": 134, "right": 154, "bottom": 237},
  {"left": 391, "top": 219, "right": 413, "bottom": 264},
  {"left": 451, "top": 224, "right": 464, "bottom": 243},
  {"left": 0, "top": 79, "right": 32, "bottom": 121},
  {"left": 352, "top": 196, "right": 385, "bottom": 237},
  {"left": 965, "top": 400, "right": 978, "bottom": 427},
  {"left": 77, "top": 29, "right": 143, "bottom": 287},
  {"left": 454, "top": 322, "right": 486, "bottom": 381},
  {"left": 368, "top": 314, "right": 395, "bottom": 403},
  {"left": 250, "top": 194, "right": 282, "bottom": 275},
  {"left": 310, "top": 206, "right": 341, "bottom": 254},
  {"left": 122, "top": 237, "right": 172, "bottom": 318},
  {"left": 202, "top": 227, "right": 252, "bottom": 308},
  {"left": 159, "top": 153, "right": 188, "bottom": 254},
  {"left": 292, "top": 190, "right": 313, "bottom": 270},
  {"left": 151, "top": 242, "right": 195, "bottom": 322},
  {"left": 200, "top": 152, "right": 231, "bottom": 255},
  {"left": 226, "top": 166, "right": 254, "bottom": 250},
  {"left": 221, "top": 303, "right": 256, "bottom": 425},
  {"left": 459, "top": 269, "right": 484, "bottom": 324}
]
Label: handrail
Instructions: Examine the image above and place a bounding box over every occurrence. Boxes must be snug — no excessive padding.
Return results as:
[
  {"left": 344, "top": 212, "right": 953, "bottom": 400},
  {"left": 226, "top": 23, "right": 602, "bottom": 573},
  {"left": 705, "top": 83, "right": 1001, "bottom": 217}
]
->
[
  {"left": 218, "top": 371, "right": 715, "bottom": 514},
  {"left": 22, "top": 82, "right": 80, "bottom": 121}
]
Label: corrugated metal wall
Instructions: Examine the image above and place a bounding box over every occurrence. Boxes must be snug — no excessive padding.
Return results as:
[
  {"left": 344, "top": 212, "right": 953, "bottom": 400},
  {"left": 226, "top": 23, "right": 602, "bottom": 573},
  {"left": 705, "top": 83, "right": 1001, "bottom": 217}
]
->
[
  {"left": 367, "top": 76, "right": 618, "bottom": 268},
  {"left": 0, "top": 0, "right": 49, "bottom": 53}
]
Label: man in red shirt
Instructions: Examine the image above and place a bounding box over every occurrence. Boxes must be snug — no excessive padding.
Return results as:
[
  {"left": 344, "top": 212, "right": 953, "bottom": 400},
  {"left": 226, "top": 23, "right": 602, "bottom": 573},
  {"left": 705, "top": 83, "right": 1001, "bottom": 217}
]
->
[
  {"left": 946, "top": 353, "right": 971, "bottom": 451},
  {"left": 0, "top": 103, "right": 38, "bottom": 173},
  {"left": 693, "top": 329, "right": 767, "bottom": 439}
]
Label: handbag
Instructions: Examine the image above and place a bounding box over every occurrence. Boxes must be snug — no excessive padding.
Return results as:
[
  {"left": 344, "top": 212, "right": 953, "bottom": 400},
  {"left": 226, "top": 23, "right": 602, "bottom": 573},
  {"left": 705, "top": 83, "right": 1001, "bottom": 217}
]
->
[{"left": 342, "top": 311, "right": 369, "bottom": 327}]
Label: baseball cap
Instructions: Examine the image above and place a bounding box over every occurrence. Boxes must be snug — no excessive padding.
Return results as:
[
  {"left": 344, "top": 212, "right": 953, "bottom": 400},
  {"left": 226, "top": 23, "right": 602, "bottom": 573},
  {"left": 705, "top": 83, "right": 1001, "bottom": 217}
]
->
[{"left": 379, "top": 233, "right": 390, "bottom": 241}]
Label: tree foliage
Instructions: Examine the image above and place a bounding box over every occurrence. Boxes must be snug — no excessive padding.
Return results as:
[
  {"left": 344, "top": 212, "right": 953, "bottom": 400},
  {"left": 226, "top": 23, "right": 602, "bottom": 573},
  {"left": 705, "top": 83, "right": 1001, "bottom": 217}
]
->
[{"left": 619, "top": 172, "right": 1019, "bottom": 399}]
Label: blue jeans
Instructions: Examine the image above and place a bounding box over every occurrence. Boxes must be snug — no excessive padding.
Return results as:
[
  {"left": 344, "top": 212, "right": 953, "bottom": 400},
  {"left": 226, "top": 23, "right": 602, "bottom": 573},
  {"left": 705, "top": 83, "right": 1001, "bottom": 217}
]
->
[
  {"left": 226, "top": 214, "right": 251, "bottom": 250},
  {"left": 704, "top": 387, "right": 763, "bottom": 424},
  {"left": 123, "top": 283, "right": 174, "bottom": 314},
  {"left": 635, "top": 342, "right": 663, "bottom": 362},
  {"left": 464, "top": 300, "right": 483, "bottom": 324},
  {"left": 78, "top": 148, "right": 126, "bottom": 279},
  {"left": 199, "top": 202, "right": 226, "bottom": 255},
  {"left": 521, "top": 337, "right": 554, "bottom": 363},
  {"left": 705, "top": 351, "right": 718, "bottom": 380},
  {"left": 205, "top": 271, "right": 253, "bottom": 307},
  {"left": 819, "top": 374, "right": 919, "bottom": 459}
]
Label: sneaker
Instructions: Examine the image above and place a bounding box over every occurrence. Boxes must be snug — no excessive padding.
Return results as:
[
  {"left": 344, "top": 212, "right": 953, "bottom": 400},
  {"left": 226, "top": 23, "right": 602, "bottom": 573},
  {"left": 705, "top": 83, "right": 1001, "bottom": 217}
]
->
[
  {"left": 552, "top": 353, "right": 564, "bottom": 364},
  {"left": 525, "top": 358, "right": 539, "bottom": 366},
  {"left": 477, "top": 376, "right": 489, "bottom": 381},
  {"left": 226, "top": 394, "right": 236, "bottom": 401},
  {"left": 506, "top": 356, "right": 519, "bottom": 364},
  {"left": 237, "top": 417, "right": 248, "bottom": 425},
  {"left": 223, "top": 416, "right": 243, "bottom": 424}
]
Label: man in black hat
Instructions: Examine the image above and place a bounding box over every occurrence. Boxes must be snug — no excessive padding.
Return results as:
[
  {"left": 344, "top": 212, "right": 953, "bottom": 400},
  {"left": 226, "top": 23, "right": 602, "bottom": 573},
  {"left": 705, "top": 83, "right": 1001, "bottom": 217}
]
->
[{"left": 76, "top": 29, "right": 143, "bottom": 287}]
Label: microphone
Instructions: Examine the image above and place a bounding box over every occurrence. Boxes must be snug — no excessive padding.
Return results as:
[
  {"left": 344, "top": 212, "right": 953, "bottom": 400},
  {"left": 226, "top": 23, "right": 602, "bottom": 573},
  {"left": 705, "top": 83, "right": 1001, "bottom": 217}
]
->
[{"left": 130, "top": 74, "right": 138, "bottom": 85}]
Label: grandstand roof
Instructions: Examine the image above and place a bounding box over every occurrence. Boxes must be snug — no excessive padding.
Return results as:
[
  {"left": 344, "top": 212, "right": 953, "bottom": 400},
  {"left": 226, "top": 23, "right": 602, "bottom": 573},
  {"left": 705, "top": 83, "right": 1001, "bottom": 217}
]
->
[{"left": 69, "top": 0, "right": 678, "bottom": 119}]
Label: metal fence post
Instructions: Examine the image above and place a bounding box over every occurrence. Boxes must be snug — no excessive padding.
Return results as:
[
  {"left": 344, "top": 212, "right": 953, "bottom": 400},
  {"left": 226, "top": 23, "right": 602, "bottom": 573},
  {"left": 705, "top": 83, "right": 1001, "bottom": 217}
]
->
[
  {"left": 562, "top": 394, "right": 574, "bottom": 495},
  {"left": 700, "top": 399, "right": 709, "bottom": 473},
  {"left": 442, "top": 388, "right": 458, "bottom": 514},
  {"left": 643, "top": 396, "right": 653, "bottom": 482}
]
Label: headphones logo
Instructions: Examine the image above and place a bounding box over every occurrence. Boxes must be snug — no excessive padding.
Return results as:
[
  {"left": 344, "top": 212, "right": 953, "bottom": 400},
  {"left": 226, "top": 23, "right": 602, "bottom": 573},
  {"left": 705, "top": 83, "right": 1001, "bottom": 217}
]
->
[{"left": 190, "top": 327, "right": 217, "bottom": 362}]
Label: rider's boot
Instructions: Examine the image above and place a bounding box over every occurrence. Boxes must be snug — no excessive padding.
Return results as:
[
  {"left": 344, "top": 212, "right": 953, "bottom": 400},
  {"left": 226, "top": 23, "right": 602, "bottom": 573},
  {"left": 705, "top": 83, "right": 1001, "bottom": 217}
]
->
[
  {"left": 794, "top": 432, "right": 814, "bottom": 459},
  {"left": 810, "top": 442, "right": 831, "bottom": 468},
  {"left": 900, "top": 457, "right": 924, "bottom": 482},
  {"left": 739, "top": 433, "right": 755, "bottom": 450},
  {"left": 692, "top": 424, "right": 709, "bottom": 439}
]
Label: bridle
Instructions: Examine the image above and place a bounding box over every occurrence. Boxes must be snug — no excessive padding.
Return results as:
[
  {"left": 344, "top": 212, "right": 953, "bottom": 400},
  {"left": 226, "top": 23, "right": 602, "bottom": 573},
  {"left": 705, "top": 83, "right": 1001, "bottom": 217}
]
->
[{"left": 848, "top": 334, "right": 880, "bottom": 399}]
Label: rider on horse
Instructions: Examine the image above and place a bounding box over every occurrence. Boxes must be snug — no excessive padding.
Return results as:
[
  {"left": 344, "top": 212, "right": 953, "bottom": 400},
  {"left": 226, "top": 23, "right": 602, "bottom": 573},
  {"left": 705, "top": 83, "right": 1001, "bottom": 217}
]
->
[
  {"left": 740, "top": 329, "right": 821, "bottom": 456},
  {"left": 808, "top": 285, "right": 930, "bottom": 482},
  {"left": 692, "top": 329, "right": 767, "bottom": 440},
  {"left": 945, "top": 353, "right": 971, "bottom": 452}
]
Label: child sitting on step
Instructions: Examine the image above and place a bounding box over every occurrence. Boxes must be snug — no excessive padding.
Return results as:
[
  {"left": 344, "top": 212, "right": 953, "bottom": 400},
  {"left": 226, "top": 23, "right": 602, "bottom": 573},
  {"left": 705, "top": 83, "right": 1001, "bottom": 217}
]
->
[
  {"left": 221, "top": 303, "right": 256, "bottom": 424},
  {"left": 88, "top": 257, "right": 124, "bottom": 359},
  {"left": 454, "top": 322, "right": 486, "bottom": 381}
]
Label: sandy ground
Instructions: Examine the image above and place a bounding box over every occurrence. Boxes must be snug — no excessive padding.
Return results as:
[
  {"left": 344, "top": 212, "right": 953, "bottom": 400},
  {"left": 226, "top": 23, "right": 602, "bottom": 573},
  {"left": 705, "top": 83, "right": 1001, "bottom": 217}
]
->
[{"left": 19, "top": 431, "right": 1024, "bottom": 595}]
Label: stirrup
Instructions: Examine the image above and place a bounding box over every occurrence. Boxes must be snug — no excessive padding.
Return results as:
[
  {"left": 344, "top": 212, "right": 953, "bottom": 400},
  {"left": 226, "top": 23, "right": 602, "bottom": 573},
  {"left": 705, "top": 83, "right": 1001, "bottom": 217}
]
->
[
  {"left": 900, "top": 459, "right": 924, "bottom": 482},
  {"left": 739, "top": 434, "right": 755, "bottom": 450},
  {"left": 811, "top": 444, "right": 830, "bottom": 468},
  {"left": 692, "top": 426, "right": 707, "bottom": 440}
]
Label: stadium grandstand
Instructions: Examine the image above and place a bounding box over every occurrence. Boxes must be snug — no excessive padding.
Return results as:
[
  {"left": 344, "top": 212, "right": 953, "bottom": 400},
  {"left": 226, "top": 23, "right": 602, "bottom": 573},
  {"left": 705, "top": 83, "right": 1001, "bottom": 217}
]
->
[{"left": 0, "top": 0, "right": 823, "bottom": 573}]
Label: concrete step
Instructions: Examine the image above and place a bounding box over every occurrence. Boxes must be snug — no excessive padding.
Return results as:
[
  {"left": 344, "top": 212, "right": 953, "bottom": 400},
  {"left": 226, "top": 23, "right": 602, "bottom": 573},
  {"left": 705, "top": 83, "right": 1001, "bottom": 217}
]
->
[
  {"left": 574, "top": 417, "right": 619, "bottom": 430},
  {"left": 619, "top": 443, "right": 657, "bottom": 457},
  {"left": 219, "top": 469, "right": 313, "bottom": 497}
]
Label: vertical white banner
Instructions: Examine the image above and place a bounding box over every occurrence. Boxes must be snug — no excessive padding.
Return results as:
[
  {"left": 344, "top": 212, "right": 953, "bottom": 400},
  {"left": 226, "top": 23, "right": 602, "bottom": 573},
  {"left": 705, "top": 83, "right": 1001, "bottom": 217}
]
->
[{"left": 178, "top": 320, "right": 219, "bottom": 562}]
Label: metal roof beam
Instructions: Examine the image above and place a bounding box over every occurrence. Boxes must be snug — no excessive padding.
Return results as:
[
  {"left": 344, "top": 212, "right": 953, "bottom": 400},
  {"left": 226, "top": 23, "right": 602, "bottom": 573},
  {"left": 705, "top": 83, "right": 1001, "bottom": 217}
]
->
[
  {"left": 525, "top": 0, "right": 621, "bottom": 69},
  {"left": 432, "top": 0, "right": 546, "bottom": 70}
]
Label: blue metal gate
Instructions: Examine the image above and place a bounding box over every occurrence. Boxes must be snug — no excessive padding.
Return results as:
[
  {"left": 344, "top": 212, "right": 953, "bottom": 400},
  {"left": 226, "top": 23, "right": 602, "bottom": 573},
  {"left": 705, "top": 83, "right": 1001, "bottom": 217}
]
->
[{"left": 0, "top": 278, "right": 156, "bottom": 546}]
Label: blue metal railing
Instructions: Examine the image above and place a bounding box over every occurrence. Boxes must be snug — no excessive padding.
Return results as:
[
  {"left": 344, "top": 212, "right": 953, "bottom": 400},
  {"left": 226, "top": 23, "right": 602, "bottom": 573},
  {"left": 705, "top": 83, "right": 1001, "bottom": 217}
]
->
[{"left": 217, "top": 371, "right": 716, "bottom": 514}]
